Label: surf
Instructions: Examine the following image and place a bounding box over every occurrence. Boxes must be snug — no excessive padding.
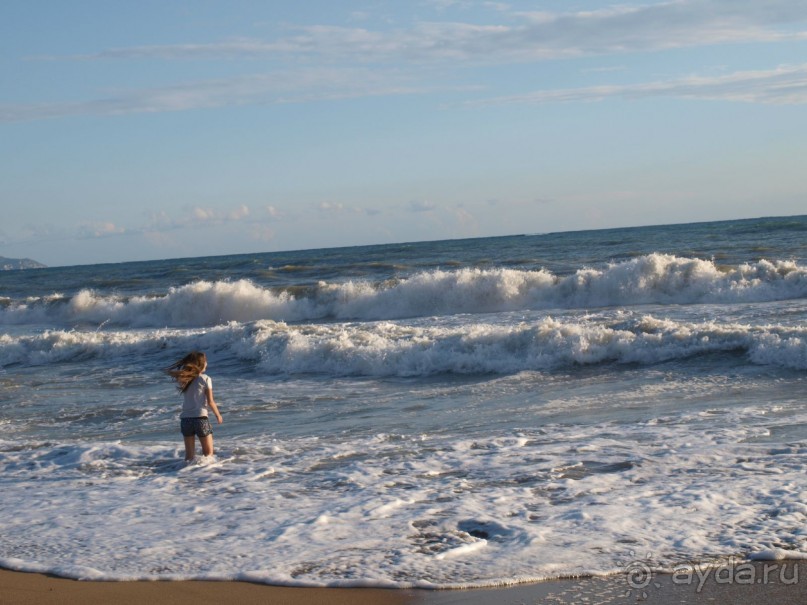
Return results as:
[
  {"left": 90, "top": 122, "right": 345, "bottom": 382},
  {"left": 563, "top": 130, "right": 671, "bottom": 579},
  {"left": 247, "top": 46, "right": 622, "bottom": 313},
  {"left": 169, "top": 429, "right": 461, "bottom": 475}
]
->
[{"left": 2, "top": 254, "right": 807, "bottom": 329}]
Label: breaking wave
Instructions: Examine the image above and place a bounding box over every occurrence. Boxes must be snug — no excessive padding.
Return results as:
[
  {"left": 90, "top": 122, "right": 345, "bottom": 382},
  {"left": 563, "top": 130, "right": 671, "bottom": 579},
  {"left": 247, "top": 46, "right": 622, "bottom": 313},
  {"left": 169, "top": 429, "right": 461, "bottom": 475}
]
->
[
  {"left": 2, "top": 315, "right": 806, "bottom": 375},
  {"left": 2, "top": 254, "right": 806, "bottom": 328}
]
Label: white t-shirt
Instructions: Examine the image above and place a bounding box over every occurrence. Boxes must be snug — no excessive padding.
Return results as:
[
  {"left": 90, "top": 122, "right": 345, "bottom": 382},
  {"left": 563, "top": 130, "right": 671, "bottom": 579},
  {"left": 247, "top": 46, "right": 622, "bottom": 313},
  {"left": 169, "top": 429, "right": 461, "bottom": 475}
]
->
[{"left": 180, "top": 374, "right": 212, "bottom": 418}]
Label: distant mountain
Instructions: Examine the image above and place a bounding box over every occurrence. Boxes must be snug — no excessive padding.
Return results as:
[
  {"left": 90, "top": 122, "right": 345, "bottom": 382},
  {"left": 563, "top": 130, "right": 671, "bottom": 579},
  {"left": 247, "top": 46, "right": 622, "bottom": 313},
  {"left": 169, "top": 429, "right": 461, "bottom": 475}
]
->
[{"left": 0, "top": 256, "right": 47, "bottom": 270}]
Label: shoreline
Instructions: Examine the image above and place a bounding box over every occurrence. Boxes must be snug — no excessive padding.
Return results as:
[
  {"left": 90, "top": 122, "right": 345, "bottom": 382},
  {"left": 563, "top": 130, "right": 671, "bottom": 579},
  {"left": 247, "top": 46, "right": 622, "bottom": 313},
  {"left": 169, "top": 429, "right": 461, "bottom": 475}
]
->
[
  {"left": 0, "top": 568, "right": 417, "bottom": 605},
  {"left": 3, "top": 561, "right": 807, "bottom": 605}
]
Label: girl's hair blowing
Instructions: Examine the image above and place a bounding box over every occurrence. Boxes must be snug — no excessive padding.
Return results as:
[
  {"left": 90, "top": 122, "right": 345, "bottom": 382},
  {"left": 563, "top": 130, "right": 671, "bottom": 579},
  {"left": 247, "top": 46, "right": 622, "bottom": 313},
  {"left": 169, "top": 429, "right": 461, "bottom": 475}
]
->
[{"left": 165, "top": 351, "right": 207, "bottom": 393}]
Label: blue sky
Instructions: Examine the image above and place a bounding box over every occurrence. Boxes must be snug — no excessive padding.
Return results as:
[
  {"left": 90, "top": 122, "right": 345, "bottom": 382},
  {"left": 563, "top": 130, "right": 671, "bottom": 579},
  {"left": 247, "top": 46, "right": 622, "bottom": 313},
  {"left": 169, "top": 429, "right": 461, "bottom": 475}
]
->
[{"left": 1, "top": 0, "right": 806, "bottom": 267}]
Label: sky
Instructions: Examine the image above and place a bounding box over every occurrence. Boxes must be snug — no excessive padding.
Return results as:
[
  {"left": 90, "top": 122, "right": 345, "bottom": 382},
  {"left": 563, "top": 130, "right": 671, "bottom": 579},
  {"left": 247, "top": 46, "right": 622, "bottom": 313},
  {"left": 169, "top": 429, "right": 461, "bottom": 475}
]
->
[{"left": 1, "top": 1, "right": 806, "bottom": 267}]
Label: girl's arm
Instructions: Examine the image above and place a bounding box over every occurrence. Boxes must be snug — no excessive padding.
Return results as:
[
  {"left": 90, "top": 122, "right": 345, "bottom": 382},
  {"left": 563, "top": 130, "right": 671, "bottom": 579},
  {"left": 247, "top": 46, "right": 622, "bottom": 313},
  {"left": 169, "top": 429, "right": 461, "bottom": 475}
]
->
[{"left": 206, "top": 386, "right": 223, "bottom": 424}]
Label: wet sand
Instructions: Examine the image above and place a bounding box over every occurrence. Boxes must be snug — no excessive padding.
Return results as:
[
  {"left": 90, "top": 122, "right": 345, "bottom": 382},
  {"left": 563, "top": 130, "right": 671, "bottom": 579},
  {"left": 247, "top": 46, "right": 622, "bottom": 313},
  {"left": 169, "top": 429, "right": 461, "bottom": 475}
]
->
[{"left": 0, "top": 569, "right": 413, "bottom": 605}]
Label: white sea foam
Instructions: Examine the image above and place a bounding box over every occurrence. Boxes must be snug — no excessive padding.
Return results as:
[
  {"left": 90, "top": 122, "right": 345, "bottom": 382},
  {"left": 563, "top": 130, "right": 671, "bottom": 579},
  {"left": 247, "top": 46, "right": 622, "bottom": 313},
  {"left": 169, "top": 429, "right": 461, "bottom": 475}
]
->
[
  {"left": 2, "top": 403, "right": 807, "bottom": 587},
  {"left": 4, "top": 224, "right": 807, "bottom": 589},
  {"left": 2, "top": 255, "right": 807, "bottom": 328},
  {"left": 2, "top": 314, "right": 806, "bottom": 373}
]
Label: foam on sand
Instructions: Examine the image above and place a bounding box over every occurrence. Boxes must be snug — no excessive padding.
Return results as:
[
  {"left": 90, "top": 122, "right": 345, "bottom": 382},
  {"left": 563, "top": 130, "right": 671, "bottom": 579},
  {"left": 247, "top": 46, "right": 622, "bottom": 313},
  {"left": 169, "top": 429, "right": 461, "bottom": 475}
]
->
[{"left": 2, "top": 403, "right": 807, "bottom": 588}]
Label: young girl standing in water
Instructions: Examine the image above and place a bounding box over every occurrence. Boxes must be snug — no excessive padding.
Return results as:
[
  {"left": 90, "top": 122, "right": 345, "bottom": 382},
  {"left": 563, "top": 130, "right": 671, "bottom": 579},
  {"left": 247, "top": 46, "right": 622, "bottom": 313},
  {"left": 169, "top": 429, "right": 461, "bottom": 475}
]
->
[{"left": 166, "top": 351, "right": 223, "bottom": 461}]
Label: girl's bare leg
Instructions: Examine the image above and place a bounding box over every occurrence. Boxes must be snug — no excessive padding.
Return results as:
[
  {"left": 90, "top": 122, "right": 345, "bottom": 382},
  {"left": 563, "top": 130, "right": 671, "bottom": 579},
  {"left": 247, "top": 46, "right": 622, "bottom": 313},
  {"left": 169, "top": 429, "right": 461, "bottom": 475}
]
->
[
  {"left": 183, "top": 435, "right": 196, "bottom": 461},
  {"left": 200, "top": 434, "right": 214, "bottom": 457}
]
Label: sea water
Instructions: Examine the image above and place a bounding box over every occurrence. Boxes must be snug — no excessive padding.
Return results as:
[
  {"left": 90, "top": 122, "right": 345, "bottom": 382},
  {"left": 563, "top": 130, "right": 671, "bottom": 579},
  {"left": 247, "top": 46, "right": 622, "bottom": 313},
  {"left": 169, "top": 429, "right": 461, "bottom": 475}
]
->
[{"left": 1, "top": 216, "right": 807, "bottom": 587}]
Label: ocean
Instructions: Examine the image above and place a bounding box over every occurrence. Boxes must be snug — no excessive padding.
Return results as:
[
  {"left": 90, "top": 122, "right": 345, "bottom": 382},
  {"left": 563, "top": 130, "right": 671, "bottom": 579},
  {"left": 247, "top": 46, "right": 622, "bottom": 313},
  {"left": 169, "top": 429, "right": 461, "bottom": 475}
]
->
[{"left": 1, "top": 215, "right": 807, "bottom": 588}]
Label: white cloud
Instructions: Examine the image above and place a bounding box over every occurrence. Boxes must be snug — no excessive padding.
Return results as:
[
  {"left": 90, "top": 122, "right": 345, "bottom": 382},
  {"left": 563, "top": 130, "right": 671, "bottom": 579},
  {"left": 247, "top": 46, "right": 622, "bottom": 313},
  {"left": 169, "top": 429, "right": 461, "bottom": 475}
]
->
[
  {"left": 142, "top": 205, "right": 255, "bottom": 232},
  {"left": 56, "top": 1, "right": 807, "bottom": 64},
  {"left": 317, "top": 201, "right": 345, "bottom": 213},
  {"left": 10, "top": 2, "right": 806, "bottom": 124},
  {"left": 228, "top": 205, "right": 250, "bottom": 220},
  {"left": 0, "top": 68, "right": 429, "bottom": 123},
  {"left": 453, "top": 205, "right": 478, "bottom": 234},
  {"left": 189, "top": 205, "right": 253, "bottom": 223},
  {"left": 509, "top": 0, "right": 807, "bottom": 57},
  {"left": 467, "top": 64, "right": 807, "bottom": 106},
  {"left": 193, "top": 207, "right": 216, "bottom": 221},
  {"left": 315, "top": 201, "right": 380, "bottom": 215},
  {"left": 77, "top": 222, "right": 126, "bottom": 239},
  {"left": 409, "top": 200, "right": 437, "bottom": 212}
]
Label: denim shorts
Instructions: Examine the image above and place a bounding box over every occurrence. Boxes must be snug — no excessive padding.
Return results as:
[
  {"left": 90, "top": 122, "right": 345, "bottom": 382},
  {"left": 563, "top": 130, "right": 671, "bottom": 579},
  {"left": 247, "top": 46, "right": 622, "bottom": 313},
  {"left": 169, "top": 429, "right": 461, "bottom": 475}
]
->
[{"left": 180, "top": 416, "right": 213, "bottom": 438}]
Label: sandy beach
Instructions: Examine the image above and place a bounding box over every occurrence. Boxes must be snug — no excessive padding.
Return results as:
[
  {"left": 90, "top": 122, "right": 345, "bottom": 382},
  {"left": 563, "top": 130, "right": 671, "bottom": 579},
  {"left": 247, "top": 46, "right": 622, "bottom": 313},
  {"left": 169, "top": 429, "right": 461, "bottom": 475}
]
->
[
  {"left": 3, "top": 562, "right": 807, "bottom": 605},
  {"left": 0, "top": 568, "right": 413, "bottom": 605}
]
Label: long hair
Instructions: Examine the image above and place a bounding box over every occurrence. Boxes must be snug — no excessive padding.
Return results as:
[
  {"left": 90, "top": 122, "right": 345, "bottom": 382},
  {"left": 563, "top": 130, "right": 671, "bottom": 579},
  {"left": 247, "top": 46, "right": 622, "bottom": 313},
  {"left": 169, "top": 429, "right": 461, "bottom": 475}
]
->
[{"left": 165, "top": 351, "right": 207, "bottom": 393}]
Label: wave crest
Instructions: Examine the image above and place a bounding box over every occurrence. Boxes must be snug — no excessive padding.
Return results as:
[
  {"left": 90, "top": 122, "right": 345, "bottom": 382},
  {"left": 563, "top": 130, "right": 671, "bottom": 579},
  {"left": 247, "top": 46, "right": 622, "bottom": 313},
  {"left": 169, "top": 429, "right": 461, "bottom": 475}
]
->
[
  {"left": 3, "top": 315, "right": 806, "bottom": 375},
  {"left": 2, "top": 254, "right": 806, "bottom": 328}
]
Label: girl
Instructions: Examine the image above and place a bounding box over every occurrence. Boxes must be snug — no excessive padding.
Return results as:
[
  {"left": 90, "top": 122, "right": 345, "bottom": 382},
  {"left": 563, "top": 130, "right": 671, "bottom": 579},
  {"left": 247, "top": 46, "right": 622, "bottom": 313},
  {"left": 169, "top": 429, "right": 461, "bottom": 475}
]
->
[{"left": 166, "top": 351, "right": 223, "bottom": 461}]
